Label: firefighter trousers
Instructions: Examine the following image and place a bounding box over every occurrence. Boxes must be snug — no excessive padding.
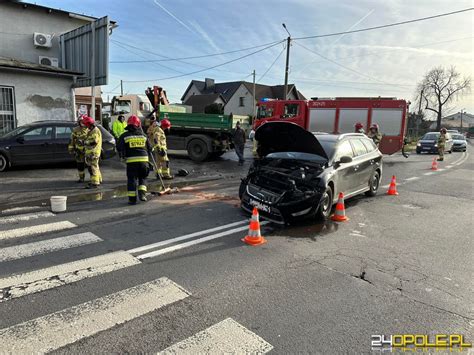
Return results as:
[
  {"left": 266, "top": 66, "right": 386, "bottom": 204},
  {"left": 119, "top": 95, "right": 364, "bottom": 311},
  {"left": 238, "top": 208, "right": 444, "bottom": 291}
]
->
[
  {"left": 74, "top": 153, "right": 85, "bottom": 181},
  {"left": 127, "top": 162, "right": 149, "bottom": 203},
  {"left": 154, "top": 150, "right": 172, "bottom": 178},
  {"left": 85, "top": 156, "right": 102, "bottom": 186}
]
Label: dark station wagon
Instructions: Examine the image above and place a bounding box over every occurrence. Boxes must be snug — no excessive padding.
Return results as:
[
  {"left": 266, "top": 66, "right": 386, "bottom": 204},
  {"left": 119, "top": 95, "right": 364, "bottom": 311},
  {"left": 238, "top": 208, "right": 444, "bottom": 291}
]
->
[{"left": 0, "top": 120, "right": 116, "bottom": 172}]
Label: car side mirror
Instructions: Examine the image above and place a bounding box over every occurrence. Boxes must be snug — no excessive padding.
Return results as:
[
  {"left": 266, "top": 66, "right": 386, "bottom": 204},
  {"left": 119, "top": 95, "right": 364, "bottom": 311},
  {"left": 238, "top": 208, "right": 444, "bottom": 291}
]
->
[
  {"left": 16, "top": 136, "right": 25, "bottom": 144},
  {"left": 339, "top": 156, "right": 353, "bottom": 164}
]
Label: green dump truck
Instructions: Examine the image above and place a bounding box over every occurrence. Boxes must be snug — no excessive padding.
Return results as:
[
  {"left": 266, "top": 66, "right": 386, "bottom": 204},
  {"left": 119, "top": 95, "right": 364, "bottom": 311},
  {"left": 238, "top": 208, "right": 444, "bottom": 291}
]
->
[{"left": 158, "top": 111, "right": 249, "bottom": 161}]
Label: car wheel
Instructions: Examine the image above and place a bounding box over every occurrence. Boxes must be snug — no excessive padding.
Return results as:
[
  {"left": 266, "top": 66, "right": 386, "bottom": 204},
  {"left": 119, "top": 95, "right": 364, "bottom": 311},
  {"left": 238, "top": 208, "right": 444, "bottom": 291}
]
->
[
  {"left": 416, "top": 150, "right": 420, "bottom": 154},
  {"left": 317, "top": 186, "right": 333, "bottom": 220},
  {"left": 0, "top": 154, "right": 9, "bottom": 172},
  {"left": 365, "top": 171, "right": 380, "bottom": 197}
]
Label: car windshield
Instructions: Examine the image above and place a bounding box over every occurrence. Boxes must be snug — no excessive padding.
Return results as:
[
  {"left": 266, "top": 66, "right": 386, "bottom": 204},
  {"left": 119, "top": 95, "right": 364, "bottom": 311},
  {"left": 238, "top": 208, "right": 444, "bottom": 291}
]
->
[
  {"left": 114, "top": 100, "right": 131, "bottom": 114},
  {"left": 422, "top": 133, "right": 439, "bottom": 140},
  {"left": 1, "top": 126, "right": 29, "bottom": 138},
  {"left": 314, "top": 137, "right": 337, "bottom": 159},
  {"left": 452, "top": 134, "right": 465, "bottom": 140},
  {"left": 265, "top": 151, "right": 327, "bottom": 163}
]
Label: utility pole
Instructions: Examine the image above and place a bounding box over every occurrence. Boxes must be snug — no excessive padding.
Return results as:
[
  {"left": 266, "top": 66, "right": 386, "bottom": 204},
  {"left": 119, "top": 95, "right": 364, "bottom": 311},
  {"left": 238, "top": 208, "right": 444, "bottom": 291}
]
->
[
  {"left": 416, "top": 88, "right": 424, "bottom": 138},
  {"left": 282, "top": 23, "right": 291, "bottom": 100},
  {"left": 90, "top": 21, "right": 96, "bottom": 120},
  {"left": 120, "top": 80, "right": 123, "bottom": 96},
  {"left": 252, "top": 70, "right": 256, "bottom": 118},
  {"left": 460, "top": 109, "right": 464, "bottom": 133}
]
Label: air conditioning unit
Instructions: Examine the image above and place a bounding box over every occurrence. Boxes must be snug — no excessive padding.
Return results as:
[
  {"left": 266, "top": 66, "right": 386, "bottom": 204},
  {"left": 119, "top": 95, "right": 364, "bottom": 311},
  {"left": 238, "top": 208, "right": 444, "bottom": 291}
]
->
[
  {"left": 33, "top": 32, "right": 53, "bottom": 48},
  {"left": 39, "top": 56, "right": 59, "bottom": 67}
]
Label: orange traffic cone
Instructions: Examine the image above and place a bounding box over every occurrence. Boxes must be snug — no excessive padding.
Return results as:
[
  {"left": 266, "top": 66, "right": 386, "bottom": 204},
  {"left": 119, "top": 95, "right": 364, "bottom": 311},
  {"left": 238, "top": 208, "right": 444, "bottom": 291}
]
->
[
  {"left": 387, "top": 175, "right": 399, "bottom": 195},
  {"left": 331, "top": 192, "right": 349, "bottom": 222},
  {"left": 431, "top": 158, "right": 438, "bottom": 171},
  {"left": 242, "top": 208, "right": 267, "bottom": 246}
]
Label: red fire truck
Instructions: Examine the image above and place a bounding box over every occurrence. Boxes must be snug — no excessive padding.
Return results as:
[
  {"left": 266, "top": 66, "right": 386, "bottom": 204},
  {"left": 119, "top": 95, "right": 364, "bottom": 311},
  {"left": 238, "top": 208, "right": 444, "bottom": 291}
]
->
[{"left": 254, "top": 97, "right": 409, "bottom": 155}]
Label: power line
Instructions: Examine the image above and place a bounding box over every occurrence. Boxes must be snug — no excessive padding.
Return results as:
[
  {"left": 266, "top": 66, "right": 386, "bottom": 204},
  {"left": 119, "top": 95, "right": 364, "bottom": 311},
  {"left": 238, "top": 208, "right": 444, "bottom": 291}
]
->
[
  {"left": 294, "top": 8, "right": 474, "bottom": 40},
  {"left": 122, "top": 40, "right": 285, "bottom": 83},
  {"left": 295, "top": 42, "right": 411, "bottom": 88},
  {"left": 257, "top": 46, "right": 286, "bottom": 83},
  {"left": 110, "top": 39, "right": 284, "bottom": 63}
]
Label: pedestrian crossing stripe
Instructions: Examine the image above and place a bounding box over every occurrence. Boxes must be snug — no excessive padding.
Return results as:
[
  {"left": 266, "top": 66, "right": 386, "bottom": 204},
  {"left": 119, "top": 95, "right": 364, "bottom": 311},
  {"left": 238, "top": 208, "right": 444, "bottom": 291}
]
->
[
  {"left": 0, "top": 221, "right": 76, "bottom": 241},
  {"left": 0, "top": 251, "right": 140, "bottom": 302},
  {"left": 0, "top": 277, "right": 189, "bottom": 353},
  {"left": 0, "top": 211, "right": 55, "bottom": 225},
  {"left": 0, "top": 232, "right": 102, "bottom": 263},
  {"left": 158, "top": 318, "right": 273, "bottom": 354}
]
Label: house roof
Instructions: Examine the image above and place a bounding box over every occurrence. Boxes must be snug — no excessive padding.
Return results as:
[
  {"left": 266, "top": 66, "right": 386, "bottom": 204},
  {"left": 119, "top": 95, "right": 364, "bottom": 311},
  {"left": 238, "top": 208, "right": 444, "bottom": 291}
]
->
[
  {"left": 183, "top": 93, "right": 225, "bottom": 113},
  {"left": 181, "top": 80, "right": 306, "bottom": 102},
  {"left": 0, "top": 57, "right": 83, "bottom": 76}
]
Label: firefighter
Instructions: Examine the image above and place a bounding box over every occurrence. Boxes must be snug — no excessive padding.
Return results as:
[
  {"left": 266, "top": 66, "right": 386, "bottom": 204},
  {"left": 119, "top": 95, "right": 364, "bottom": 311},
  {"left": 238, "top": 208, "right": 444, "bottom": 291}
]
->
[
  {"left": 117, "top": 115, "right": 152, "bottom": 205},
  {"left": 112, "top": 115, "right": 127, "bottom": 140},
  {"left": 68, "top": 117, "right": 88, "bottom": 182},
  {"left": 146, "top": 116, "right": 157, "bottom": 142},
  {"left": 437, "top": 127, "right": 447, "bottom": 161},
  {"left": 354, "top": 122, "right": 365, "bottom": 134},
  {"left": 82, "top": 116, "right": 102, "bottom": 188},
  {"left": 152, "top": 119, "right": 173, "bottom": 179},
  {"left": 368, "top": 123, "right": 382, "bottom": 147}
]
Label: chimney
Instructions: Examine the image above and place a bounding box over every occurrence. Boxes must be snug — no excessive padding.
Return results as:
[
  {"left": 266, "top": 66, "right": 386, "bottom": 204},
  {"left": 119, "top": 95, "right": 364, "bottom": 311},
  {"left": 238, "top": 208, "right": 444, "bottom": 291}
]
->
[{"left": 204, "top": 78, "right": 215, "bottom": 91}]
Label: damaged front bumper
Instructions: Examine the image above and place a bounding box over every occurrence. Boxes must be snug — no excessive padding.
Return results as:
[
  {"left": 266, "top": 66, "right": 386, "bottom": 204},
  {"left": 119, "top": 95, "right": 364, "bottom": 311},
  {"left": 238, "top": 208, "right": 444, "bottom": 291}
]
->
[{"left": 240, "top": 183, "right": 323, "bottom": 224}]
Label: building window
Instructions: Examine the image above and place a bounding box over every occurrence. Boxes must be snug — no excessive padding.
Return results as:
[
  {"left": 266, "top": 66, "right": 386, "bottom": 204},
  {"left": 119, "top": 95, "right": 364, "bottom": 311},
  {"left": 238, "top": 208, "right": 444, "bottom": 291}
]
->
[
  {"left": 239, "top": 97, "right": 245, "bottom": 107},
  {"left": 0, "top": 86, "right": 16, "bottom": 134}
]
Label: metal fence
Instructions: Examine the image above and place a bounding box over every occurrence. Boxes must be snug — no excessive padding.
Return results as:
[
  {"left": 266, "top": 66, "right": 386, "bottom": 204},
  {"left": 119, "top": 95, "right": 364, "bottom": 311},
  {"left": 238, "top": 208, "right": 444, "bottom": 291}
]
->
[{"left": 0, "top": 86, "right": 16, "bottom": 135}]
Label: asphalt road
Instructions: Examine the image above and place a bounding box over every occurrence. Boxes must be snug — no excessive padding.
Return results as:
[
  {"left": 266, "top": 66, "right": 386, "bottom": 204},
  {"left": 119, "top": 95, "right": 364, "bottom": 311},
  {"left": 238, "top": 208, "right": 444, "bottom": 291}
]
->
[{"left": 0, "top": 145, "right": 472, "bottom": 353}]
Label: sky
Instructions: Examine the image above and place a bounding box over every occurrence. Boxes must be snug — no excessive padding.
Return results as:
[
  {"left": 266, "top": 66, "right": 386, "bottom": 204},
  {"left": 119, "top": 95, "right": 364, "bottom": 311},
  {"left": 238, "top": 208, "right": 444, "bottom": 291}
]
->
[{"left": 36, "top": 0, "right": 474, "bottom": 116}]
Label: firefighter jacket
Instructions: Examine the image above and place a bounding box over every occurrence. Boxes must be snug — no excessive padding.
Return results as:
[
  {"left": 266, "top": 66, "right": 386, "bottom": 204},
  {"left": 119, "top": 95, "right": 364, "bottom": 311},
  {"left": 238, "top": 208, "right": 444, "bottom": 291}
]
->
[
  {"left": 437, "top": 133, "right": 446, "bottom": 148},
  {"left": 84, "top": 126, "right": 102, "bottom": 158},
  {"left": 368, "top": 131, "right": 382, "bottom": 146},
  {"left": 117, "top": 125, "right": 152, "bottom": 164},
  {"left": 112, "top": 119, "right": 127, "bottom": 139},
  {"left": 68, "top": 126, "right": 87, "bottom": 154},
  {"left": 152, "top": 127, "right": 167, "bottom": 151}
]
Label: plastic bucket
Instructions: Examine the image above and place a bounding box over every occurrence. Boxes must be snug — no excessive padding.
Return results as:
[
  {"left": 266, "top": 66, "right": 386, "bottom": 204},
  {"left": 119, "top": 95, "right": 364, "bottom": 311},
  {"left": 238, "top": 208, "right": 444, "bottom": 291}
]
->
[{"left": 50, "top": 196, "right": 67, "bottom": 213}]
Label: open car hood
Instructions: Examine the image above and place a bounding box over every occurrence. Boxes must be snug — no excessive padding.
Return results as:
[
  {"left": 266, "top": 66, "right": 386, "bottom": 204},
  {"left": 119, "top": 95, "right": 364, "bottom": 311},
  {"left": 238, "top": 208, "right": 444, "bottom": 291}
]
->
[{"left": 255, "top": 122, "right": 328, "bottom": 160}]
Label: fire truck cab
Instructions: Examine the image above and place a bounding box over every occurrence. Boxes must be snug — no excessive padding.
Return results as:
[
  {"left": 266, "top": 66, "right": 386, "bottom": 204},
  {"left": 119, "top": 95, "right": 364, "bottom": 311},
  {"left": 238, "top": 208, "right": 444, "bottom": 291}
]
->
[{"left": 255, "top": 97, "right": 409, "bottom": 155}]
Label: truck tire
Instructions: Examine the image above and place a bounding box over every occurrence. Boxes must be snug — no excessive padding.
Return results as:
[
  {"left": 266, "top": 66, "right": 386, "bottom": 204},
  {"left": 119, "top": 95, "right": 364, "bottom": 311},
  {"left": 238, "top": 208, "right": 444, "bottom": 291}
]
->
[{"left": 187, "top": 139, "right": 209, "bottom": 162}]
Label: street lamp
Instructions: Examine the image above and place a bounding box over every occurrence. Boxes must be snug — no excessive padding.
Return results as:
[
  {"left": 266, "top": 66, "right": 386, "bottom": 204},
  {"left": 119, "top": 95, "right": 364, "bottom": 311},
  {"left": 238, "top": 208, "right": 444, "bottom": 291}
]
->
[
  {"left": 282, "top": 24, "right": 291, "bottom": 100},
  {"left": 459, "top": 108, "right": 465, "bottom": 133}
]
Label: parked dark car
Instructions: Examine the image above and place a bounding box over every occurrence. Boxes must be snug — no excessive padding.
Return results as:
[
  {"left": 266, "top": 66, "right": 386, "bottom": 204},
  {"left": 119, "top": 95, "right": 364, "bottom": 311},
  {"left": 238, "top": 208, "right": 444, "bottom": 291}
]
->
[
  {"left": 0, "top": 120, "right": 116, "bottom": 172},
  {"left": 451, "top": 133, "right": 468, "bottom": 152},
  {"left": 239, "top": 122, "right": 383, "bottom": 224},
  {"left": 416, "top": 132, "right": 453, "bottom": 154}
]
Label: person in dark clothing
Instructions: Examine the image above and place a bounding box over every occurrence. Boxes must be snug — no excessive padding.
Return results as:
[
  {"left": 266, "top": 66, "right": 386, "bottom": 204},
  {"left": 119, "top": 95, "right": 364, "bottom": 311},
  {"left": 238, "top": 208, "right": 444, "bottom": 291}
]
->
[
  {"left": 117, "top": 115, "right": 152, "bottom": 205},
  {"left": 233, "top": 121, "right": 246, "bottom": 166}
]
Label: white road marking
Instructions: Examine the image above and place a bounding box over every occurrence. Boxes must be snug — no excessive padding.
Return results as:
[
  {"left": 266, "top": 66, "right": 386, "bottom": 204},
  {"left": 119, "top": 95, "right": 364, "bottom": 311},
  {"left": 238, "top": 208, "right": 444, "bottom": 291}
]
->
[
  {"left": 0, "top": 232, "right": 102, "bottom": 262},
  {"left": 436, "top": 168, "right": 445, "bottom": 171},
  {"left": 404, "top": 177, "right": 420, "bottom": 181},
  {"left": 455, "top": 152, "right": 469, "bottom": 166},
  {"left": 128, "top": 220, "right": 249, "bottom": 254},
  {"left": 158, "top": 318, "right": 273, "bottom": 354},
  {"left": 0, "top": 251, "right": 140, "bottom": 302},
  {"left": 0, "top": 211, "right": 55, "bottom": 225},
  {"left": 0, "top": 221, "right": 76, "bottom": 241},
  {"left": 446, "top": 165, "right": 454, "bottom": 169},
  {"left": 0, "top": 277, "right": 189, "bottom": 353},
  {"left": 137, "top": 222, "right": 269, "bottom": 260},
  {"left": 1, "top": 206, "right": 44, "bottom": 214},
  {"left": 350, "top": 233, "right": 367, "bottom": 238},
  {"left": 423, "top": 172, "right": 435, "bottom": 176}
]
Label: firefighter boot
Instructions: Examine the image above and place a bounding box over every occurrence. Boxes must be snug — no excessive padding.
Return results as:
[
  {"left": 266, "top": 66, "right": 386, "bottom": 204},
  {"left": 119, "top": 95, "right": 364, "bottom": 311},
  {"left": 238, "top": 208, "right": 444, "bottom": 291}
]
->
[{"left": 138, "top": 190, "right": 147, "bottom": 202}]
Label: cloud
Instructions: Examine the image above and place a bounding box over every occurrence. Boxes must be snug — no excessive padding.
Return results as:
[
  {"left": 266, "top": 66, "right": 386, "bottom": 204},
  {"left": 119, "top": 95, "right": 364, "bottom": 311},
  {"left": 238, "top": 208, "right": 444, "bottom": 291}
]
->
[{"left": 188, "top": 20, "right": 221, "bottom": 53}]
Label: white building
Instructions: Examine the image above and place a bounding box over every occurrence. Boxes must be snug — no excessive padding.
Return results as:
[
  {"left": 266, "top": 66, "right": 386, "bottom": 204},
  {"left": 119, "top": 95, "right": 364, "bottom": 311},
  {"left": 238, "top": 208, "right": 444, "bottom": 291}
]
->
[
  {"left": 0, "top": 1, "right": 114, "bottom": 134},
  {"left": 181, "top": 78, "right": 306, "bottom": 116}
]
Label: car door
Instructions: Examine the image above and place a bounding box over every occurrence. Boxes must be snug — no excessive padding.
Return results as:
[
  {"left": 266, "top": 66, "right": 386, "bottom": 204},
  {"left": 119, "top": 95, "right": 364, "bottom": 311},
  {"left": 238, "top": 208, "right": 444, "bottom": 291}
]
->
[
  {"left": 8, "top": 125, "right": 55, "bottom": 164},
  {"left": 348, "top": 138, "right": 371, "bottom": 192},
  {"left": 53, "top": 125, "right": 75, "bottom": 162},
  {"left": 332, "top": 139, "right": 356, "bottom": 195}
]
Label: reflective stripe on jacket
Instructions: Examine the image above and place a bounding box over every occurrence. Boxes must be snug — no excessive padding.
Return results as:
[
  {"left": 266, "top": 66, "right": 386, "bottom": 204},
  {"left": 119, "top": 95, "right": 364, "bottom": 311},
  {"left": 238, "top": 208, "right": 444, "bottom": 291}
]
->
[
  {"left": 117, "top": 125, "right": 152, "bottom": 164},
  {"left": 68, "top": 126, "right": 87, "bottom": 152},
  {"left": 84, "top": 126, "right": 102, "bottom": 157}
]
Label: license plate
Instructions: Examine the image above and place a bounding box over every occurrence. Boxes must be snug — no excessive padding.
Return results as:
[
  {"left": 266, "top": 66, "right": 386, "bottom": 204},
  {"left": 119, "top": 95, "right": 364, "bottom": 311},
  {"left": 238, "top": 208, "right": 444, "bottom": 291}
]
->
[
  {"left": 249, "top": 199, "right": 271, "bottom": 213},
  {"left": 423, "top": 147, "right": 431, "bottom": 150}
]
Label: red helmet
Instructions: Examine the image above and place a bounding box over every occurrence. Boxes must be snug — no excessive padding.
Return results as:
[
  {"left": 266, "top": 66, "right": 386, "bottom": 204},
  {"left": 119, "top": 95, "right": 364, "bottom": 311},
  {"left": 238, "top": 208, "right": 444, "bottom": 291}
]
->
[
  {"left": 82, "top": 116, "right": 95, "bottom": 128},
  {"left": 127, "top": 115, "right": 141, "bottom": 127},
  {"left": 370, "top": 123, "right": 379, "bottom": 130},
  {"left": 355, "top": 122, "right": 364, "bottom": 130},
  {"left": 160, "top": 119, "right": 171, "bottom": 129}
]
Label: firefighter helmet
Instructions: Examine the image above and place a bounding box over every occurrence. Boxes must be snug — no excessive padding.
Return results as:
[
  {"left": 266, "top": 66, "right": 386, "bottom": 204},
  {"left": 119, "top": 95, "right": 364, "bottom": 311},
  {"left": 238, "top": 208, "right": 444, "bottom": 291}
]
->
[
  {"left": 355, "top": 122, "right": 364, "bottom": 131},
  {"left": 160, "top": 119, "right": 171, "bottom": 129},
  {"left": 127, "top": 115, "right": 141, "bottom": 127},
  {"left": 81, "top": 116, "right": 95, "bottom": 128},
  {"left": 440, "top": 127, "right": 447, "bottom": 134},
  {"left": 370, "top": 123, "right": 379, "bottom": 131}
]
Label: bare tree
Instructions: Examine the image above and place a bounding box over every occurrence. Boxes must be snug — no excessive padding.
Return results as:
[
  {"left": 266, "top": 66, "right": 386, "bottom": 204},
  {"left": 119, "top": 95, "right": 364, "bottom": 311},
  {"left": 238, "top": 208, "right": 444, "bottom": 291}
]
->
[{"left": 415, "top": 66, "right": 471, "bottom": 130}]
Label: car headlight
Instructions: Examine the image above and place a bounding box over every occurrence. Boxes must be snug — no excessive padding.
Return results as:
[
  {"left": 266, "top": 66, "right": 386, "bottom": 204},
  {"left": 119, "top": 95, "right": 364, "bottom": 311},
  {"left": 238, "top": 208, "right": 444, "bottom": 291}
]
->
[
  {"left": 434, "top": 144, "right": 438, "bottom": 147},
  {"left": 417, "top": 143, "right": 421, "bottom": 147}
]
